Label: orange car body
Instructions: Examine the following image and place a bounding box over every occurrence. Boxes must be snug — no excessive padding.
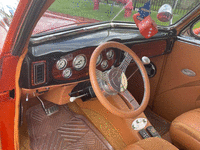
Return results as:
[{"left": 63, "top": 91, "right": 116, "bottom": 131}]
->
[{"left": 0, "top": 0, "right": 199, "bottom": 149}]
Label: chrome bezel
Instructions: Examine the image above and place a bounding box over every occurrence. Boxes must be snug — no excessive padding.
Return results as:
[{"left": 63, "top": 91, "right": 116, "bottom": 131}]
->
[
  {"left": 72, "top": 54, "right": 87, "bottom": 71},
  {"left": 101, "top": 60, "right": 108, "bottom": 70},
  {"left": 56, "top": 58, "right": 67, "bottom": 70},
  {"left": 96, "top": 54, "right": 102, "bottom": 66},
  {"left": 106, "top": 49, "right": 114, "bottom": 60},
  {"left": 62, "top": 68, "right": 72, "bottom": 79}
]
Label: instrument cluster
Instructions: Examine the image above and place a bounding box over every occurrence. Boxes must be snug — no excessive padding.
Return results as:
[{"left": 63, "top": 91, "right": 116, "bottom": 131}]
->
[{"left": 52, "top": 48, "right": 117, "bottom": 81}]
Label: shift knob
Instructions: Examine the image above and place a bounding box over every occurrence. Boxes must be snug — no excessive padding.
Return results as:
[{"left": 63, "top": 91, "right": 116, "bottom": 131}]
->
[
  {"left": 142, "top": 56, "right": 150, "bottom": 65},
  {"left": 70, "top": 94, "right": 87, "bottom": 102}
]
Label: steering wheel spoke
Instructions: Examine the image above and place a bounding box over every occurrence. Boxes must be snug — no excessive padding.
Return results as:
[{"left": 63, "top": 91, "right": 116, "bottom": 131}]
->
[
  {"left": 119, "top": 52, "right": 133, "bottom": 73},
  {"left": 96, "top": 69, "right": 108, "bottom": 81},
  {"left": 119, "top": 90, "right": 140, "bottom": 110}
]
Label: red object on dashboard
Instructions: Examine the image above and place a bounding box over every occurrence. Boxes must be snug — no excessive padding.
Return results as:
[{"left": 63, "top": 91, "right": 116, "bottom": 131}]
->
[
  {"left": 133, "top": 13, "right": 143, "bottom": 27},
  {"left": 138, "top": 15, "right": 158, "bottom": 39}
]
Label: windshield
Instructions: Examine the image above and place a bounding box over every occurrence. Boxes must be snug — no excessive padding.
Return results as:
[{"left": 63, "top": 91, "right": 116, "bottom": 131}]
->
[{"left": 33, "top": 0, "right": 200, "bottom": 35}]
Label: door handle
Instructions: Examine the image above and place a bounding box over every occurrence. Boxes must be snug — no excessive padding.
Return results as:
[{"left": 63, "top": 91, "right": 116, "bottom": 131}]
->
[{"left": 181, "top": 69, "right": 196, "bottom": 77}]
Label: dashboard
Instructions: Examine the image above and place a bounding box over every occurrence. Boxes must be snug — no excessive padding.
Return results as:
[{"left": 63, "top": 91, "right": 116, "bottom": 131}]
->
[
  {"left": 20, "top": 46, "right": 121, "bottom": 89},
  {"left": 20, "top": 28, "right": 172, "bottom": 89}
]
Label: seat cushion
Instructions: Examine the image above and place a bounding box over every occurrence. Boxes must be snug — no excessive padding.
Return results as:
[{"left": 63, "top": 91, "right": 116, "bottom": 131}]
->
[
  {"left": 170, "top": 108, "right": 200, "bottom": 150},
  {"left": 124, "top": 137, "right": 178, "bottom": 150}
]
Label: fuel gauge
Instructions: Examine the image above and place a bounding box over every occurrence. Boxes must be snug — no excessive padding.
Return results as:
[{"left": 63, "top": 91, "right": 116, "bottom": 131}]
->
[
  {"left": 62, "top": 68, "right": 72, "bottom": 79},
  {"left": 56, "top": 58, "right": 67, "bottom": 70},
  {"left": 101, "top": 60, "right": 108, "bottom": 70}
]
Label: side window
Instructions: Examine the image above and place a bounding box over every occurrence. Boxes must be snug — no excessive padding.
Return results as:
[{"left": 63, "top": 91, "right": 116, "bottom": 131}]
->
[
  {"left": 180, "top": 19, "right": 200, "bottom": 41},
  {"left": 0, "top": 0, "right": 19, "bottom": 49},
  {"left": 192, "top": 21, "right": 200, "bottom": 38}
]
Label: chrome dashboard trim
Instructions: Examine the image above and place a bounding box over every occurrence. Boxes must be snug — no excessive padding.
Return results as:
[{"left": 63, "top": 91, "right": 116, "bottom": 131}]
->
[
  {"left": 30, "top": 22, "right": 170, "bottom": 45},
  {"left": 178, "top": 36, "right": 200, "bottom": 46},
  {"left": 30, "top": 23, "right": 111, "bottom": 44}
]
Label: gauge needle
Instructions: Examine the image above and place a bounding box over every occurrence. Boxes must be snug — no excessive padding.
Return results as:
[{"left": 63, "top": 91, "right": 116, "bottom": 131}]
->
[{"left": 76, "top": 60, "right": 82, "bottom": 65}]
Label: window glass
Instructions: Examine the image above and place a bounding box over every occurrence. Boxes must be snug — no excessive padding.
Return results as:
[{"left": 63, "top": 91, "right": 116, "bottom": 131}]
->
[
  {"left": 33, "top": 0, "right": 200, "bottom": 35},
  {"left": 0, "top": 0, "right": 19, "bottom": 48}
]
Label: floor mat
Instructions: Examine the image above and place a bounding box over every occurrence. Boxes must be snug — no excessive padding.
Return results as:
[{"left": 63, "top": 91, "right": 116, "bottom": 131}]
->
[
  {"left": 144, "top": 108, "right": 171, "bottom": 136},
  {"left": 26, "top": 102, "right": 113, "bottom": 150}
]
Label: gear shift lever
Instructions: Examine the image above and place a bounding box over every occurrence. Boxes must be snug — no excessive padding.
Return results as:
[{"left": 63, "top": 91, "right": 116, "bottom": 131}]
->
[{"left": 141, "top": 56, "right": 150, "bottom": 65}]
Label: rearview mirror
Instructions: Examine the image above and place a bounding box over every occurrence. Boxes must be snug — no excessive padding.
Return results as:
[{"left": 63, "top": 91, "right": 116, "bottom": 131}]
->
[{"left": 157, "top": 4, "right": 173, "bottom": 23}]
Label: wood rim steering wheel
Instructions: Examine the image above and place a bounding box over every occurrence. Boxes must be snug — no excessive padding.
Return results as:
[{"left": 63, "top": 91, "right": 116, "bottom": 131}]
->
[{"left": 89, "top": 41, "right": 150, "bottom": 118}]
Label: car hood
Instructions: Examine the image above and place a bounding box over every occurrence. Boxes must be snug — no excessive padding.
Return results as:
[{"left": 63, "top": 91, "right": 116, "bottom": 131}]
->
[{"left": 32, "top": 11, "right": 99, "bottom": 35}]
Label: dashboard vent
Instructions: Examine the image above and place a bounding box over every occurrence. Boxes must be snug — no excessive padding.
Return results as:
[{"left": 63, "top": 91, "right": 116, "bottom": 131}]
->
[{"left": 33, "top": 61, "right": 46, "bottom": 85}]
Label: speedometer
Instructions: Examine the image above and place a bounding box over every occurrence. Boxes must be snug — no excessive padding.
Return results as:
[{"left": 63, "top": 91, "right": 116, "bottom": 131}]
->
[{"left": 73, "top": 54, "right": 87, "bottom": 70}]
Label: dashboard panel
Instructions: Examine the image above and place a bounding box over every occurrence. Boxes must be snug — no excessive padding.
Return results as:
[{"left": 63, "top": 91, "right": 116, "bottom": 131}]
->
[
  {"left": 20, "top": 27, "right": 171, "bottom": 89},
  {"left": 20, "top": 46, "right": 121, "bottom": 89}
]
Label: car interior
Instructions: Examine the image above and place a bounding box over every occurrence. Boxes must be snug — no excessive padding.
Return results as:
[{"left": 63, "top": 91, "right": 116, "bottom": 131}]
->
[{"left": 9, "top": 0, "right": 200, "bottom": 150}]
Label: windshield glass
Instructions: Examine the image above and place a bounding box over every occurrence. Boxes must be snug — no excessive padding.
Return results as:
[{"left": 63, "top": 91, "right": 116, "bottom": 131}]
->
[{"left": 33, "top": 0, "right": 200, "bottom": 35}]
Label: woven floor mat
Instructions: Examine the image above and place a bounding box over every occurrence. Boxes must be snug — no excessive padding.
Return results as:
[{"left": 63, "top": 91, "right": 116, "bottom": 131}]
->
[{"left": 26, "top": 102, "right": 113, "bottom": 150}]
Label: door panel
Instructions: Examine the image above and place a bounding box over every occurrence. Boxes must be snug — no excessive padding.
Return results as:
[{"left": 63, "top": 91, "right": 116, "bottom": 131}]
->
[
  {"left": 127, "top": 55, "right": 165, "bottom": 107},
  {"left": 126, "top": 40, "right": 166, "bottom": 107},
  {"left": 153, "top": 40, "right": 200, "bottom": 121}
]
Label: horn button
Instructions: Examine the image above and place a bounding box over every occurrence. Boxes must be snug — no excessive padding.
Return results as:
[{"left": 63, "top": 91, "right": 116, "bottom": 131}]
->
[{"left": 108, "top": 68, "right": 128, "bottom": 93}]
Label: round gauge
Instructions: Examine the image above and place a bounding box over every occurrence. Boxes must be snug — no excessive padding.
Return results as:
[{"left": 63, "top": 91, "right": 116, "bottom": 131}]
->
[
  {"left": 56, "top": 58, "right": 67, "bottom": 70},
  {"left": 106, "top": 50, "right": 114, "bottom": 60},
  {"left": 96, "top": 54, "right": 102, "bottom": 66},
  {"left": 101, "top": 60, "right": 108, "bottom": 70},
  {"left": 62, "top": 68, "right": 72, "bottom": 79},
  {"left": 73, "top": 55, "right": 87, "bottom": 70}
]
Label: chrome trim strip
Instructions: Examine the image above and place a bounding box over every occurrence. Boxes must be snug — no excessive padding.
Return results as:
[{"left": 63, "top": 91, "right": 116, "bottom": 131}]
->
[
  {"left": 30, "top": 22, "right": 171, "bottom": 44},
  {"left": 110, "top": 22, "right": 137, "bottom": 28},
  {"left": 177, "top": 36, "right": 200, "bottom": 46},
  {"left": 30, "top": 23, "right": 111, "bottom": 44}
]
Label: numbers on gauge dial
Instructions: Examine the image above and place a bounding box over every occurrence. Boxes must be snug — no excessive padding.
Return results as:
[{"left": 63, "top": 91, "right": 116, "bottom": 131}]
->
[
  {"left": 73, "top": 54, "right": 87, "bottom": 70},
  {"left": 96, "top": 54, "right": 102, "bottom": 66},
  {"left": 101, "top": 60, "right": 108, "bottom": 70},
  {"left": 106, "top": 49, "right": 114, "bottom": 60},
  {"left": 56, "top": 58, "right": 67, "bottom": 70},
  {"left": 62, "top": 68, "right": 72, "bottom": 79}
]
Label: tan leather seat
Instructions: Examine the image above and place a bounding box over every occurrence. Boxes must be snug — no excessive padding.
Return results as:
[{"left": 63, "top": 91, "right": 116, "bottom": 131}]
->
[
  {"left": 124, "top": 137, "right": 178, "bottom": 150},
  {"left": 170, "top": 108, "right": 200, "bottom": 150}
]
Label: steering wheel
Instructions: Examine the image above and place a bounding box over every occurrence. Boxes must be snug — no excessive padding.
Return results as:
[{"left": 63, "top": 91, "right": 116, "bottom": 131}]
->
[{"left": 89, "top": 41, "right": 150, "bottom": 118}]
